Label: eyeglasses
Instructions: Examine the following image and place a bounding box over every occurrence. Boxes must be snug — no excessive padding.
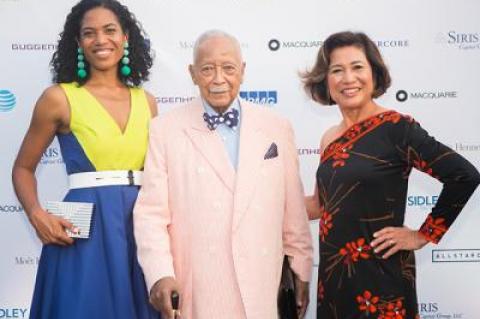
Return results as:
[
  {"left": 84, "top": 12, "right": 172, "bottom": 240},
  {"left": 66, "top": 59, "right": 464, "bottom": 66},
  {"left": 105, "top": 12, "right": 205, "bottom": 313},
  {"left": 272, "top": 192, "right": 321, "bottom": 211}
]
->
[{"left": 198, "top": 63, "right": 240, "bottom": 77}]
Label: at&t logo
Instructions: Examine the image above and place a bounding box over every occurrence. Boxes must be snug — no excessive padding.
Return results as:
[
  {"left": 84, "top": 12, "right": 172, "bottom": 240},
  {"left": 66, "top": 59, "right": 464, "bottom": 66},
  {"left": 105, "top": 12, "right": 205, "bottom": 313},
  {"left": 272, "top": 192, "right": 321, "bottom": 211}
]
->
[
  {"left": 0, "top": 90, "right": 16, "bottom": 112},
  {"left": 240, "top": 91, "right": 277, "bottom": 105}
]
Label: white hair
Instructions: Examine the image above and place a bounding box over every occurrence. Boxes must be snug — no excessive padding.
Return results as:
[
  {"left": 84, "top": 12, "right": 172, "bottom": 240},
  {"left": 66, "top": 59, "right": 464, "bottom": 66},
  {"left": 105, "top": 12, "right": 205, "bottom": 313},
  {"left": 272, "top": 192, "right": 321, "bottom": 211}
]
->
[{"left": 192, "top": 29, "right": 243, "bottom": 63}]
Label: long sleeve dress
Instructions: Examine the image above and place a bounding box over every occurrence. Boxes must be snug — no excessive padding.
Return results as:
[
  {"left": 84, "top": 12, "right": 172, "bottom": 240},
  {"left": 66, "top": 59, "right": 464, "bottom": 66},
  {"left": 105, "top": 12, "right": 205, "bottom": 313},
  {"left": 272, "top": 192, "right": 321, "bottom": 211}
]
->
[{"left": 315, "top": 110, "right": 480, "bottom": 319}]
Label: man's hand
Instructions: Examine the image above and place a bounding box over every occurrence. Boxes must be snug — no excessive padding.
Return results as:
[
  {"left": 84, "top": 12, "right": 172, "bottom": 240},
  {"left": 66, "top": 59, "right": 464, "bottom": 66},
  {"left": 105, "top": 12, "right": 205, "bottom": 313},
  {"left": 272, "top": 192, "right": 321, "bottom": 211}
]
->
[
  {"left": 149, "top": 277, "right": 181, "bottom": 319},
  {"left": 294, "top": 276, "right": 309, "bottom": 318}
]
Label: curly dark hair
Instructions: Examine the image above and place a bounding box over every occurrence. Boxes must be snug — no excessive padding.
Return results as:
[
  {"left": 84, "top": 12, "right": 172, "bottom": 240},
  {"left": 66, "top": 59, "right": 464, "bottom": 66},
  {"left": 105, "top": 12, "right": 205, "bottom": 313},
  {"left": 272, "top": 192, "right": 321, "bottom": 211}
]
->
[
  {"left": 51, "top": 0, "right": 153, "bottom": 87},
  {"left": 301, "top": 31, "right": 391, "bottom": 105}
]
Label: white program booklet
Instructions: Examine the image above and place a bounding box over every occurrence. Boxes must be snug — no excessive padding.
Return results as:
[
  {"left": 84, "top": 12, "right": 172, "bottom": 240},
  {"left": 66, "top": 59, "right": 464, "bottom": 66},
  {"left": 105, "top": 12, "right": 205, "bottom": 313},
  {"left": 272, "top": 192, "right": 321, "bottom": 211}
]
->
[{"left": 45, "top": 201, "right": 94, "bottom": 239}]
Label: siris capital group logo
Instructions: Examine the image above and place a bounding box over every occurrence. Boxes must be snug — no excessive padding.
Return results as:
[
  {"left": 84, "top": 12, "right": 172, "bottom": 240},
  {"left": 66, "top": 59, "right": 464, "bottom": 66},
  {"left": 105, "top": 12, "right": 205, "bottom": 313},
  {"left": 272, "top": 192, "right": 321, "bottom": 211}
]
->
[
  {"left": 0, "top": 90, "right": 16, "bottom": 112},
  {"left": 418, "top": 302, "right": 464, "bottom": 319},
  {"left": 40, "top": 146, "right": 63, "bottom": 165},
  {"left": 436, "top": 31, "right": 480, "bottom": 50}
]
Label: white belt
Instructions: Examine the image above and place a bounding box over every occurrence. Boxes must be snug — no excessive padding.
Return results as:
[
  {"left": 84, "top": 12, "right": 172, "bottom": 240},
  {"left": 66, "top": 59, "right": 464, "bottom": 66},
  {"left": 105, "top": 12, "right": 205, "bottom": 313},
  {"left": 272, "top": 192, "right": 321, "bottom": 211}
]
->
[{"left": 68, "top": 170, "right": 143, "bottom": 189}]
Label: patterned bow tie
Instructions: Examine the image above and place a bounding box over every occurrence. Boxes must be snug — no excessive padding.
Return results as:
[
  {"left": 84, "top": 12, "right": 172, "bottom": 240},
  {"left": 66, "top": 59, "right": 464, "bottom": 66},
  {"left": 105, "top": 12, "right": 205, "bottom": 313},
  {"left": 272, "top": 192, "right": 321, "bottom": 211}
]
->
[{"left": 203, "top": 108, "right": 239, "bottom": 130}]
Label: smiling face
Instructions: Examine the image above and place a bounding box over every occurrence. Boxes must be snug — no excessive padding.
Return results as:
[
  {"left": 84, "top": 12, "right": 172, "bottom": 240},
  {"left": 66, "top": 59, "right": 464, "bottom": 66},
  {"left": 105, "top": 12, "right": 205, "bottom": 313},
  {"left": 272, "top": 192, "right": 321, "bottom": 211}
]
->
[
  {"left": 189, "top": 36, "right": 245, "bottom": 113},
  {"left": 78, "top": 7, "right": 126, "bottom": 74},
  {"left": 327, "top": 45, "right": 375, "bottom": 110}
]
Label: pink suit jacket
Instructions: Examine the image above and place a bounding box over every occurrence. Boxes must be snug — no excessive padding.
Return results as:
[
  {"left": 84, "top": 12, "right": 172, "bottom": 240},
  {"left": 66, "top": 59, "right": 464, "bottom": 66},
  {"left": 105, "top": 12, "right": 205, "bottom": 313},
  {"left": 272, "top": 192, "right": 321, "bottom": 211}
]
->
[{"left": 134, "top": 98, "right": 313, "bottom": 319}]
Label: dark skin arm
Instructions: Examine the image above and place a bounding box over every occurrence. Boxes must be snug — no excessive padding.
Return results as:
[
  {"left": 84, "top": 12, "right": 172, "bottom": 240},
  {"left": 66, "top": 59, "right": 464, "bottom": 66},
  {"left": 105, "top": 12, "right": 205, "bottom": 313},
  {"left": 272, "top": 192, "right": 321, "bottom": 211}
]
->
[
  {"left": 294, "top": 275, "right": 309, "bottom": 318},
  {"left": 12, "top": 85, "right": 75, "bottom": 245},
  {"left": 149, "top": 277, "right": 181, "bottom": 319}
]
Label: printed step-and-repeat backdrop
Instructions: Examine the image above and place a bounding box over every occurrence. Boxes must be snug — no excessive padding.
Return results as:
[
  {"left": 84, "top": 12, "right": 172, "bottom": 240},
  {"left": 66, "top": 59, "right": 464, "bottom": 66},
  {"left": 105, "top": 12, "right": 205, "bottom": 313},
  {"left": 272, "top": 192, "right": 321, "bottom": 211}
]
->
[{"left": 1, "top": 0, "right": 479, "bottom": 318}]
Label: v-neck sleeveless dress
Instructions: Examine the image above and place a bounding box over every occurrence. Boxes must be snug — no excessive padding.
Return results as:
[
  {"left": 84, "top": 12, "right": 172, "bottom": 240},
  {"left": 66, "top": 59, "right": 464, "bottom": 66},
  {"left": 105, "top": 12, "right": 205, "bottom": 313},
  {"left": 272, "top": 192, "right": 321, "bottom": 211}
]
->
[
  {"left": 315, "top": 111, "right": 479, "bottom": 319},
  {"left": 30, "top": 83, "right": 160, "bottom": 319}
]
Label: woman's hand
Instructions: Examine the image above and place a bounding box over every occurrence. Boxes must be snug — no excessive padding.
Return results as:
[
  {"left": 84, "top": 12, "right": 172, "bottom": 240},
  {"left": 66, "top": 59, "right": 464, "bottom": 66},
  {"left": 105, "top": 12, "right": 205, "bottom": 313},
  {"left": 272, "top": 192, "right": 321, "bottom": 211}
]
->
[
  {"left": 29, "top": 208, "right": 75, "bottom": 246},
  {"left": 370, "top": 226, "right": 428, "bottom": 259}
]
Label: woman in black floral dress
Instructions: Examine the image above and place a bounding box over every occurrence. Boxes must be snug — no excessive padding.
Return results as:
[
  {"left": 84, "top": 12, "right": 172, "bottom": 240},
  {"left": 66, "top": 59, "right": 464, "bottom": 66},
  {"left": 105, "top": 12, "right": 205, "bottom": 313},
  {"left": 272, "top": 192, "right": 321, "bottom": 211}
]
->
[{"left": 302, "top": 31, "right": 480, "bottom": 319}]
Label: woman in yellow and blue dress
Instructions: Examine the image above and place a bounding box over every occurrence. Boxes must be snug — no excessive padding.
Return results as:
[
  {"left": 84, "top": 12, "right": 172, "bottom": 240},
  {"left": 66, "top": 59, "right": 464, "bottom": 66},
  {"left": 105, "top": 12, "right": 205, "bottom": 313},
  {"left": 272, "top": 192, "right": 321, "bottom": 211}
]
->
[{"left": 12, "top": 1, "right": 160, "bottom": 318}]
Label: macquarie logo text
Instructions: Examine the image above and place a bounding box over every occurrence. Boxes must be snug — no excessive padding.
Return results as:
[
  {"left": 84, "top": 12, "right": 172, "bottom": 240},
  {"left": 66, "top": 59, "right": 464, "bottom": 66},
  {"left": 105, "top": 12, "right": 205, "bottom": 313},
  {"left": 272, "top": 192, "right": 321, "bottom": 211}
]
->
[
  {"left": 268, "top": 38, "right": 322, "bottom": 51},
  {"left": 240, "top": 91, "right": 277, "bottom": 105},
  {"left": 0, "top": 204, "right": 23, "bottom": 213},
  {"left": 395, "top": 89, "right": 457, "bottom": 103}
]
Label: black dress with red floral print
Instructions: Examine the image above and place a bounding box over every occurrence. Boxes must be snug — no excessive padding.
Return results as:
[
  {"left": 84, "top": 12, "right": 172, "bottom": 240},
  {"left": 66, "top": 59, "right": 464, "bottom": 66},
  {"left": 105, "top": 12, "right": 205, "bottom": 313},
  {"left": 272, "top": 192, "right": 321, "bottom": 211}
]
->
[{"left": 316, "top": 111, "right": 480, "bottom": 319}]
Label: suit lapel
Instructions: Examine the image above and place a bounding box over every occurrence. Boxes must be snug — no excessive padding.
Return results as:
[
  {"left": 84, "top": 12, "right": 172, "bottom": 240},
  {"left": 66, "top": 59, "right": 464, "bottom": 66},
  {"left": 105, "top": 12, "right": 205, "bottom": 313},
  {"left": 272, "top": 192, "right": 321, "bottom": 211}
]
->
[
  {"left": 184, "top": 99, "right": 235, "bottom": 192},
  {"left": 233, "top": 101, "right": 270, "bottom": 232}
]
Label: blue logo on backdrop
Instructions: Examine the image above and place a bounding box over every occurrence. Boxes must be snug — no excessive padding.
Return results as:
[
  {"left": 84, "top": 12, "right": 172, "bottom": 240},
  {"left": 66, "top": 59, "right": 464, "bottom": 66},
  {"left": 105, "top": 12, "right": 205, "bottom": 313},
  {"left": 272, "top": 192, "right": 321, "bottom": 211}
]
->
[
  {"left": 0, "top": 308, "right": 28, "bottom": 318},
  {"left": 240, "top": 91, "right": 277, "bottom": 105},
  {"left": 407, "top": 195, "right": 438, "bottom": 207},
  {"left": 0, "top": 90, "right": 16, "bottom": 112}
]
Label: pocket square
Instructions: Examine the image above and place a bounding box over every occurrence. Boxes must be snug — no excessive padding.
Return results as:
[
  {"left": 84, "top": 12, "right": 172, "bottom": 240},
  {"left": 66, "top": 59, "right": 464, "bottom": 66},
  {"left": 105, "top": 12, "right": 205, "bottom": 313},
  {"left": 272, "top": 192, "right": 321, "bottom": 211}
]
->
[{"left": 264, "top": 142, "right": 278, "bottom": 160}]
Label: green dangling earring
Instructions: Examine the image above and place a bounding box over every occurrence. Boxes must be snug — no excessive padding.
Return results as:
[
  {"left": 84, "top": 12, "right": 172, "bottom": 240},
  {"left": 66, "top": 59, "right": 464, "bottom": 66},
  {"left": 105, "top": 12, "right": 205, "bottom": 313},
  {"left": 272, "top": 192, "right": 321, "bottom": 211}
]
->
[
  {"left": 77, "top": 47, "right": 87, "bottom": 79},
  {"left": 120, "top": 42, "right": 131, "bottom": 76}
]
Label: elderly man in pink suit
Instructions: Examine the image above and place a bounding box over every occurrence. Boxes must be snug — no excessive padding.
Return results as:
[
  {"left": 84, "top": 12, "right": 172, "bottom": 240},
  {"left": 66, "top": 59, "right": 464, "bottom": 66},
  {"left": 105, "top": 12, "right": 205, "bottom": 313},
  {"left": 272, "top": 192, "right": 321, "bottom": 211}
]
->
[{"left": 134, "top": 30, "right": 313, "bottom": 319}]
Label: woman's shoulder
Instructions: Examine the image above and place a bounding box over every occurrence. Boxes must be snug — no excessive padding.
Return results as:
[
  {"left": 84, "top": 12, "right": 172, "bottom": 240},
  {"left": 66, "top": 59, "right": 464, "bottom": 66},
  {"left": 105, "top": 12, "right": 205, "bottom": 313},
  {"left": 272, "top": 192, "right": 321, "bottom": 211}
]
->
[
  {"left": 320, "top": 124, "right": 343, "bottom": 152},
  {"left": 36, "top": 84, "right": 69, "bottom": 111},
  {"left": 30, "top": 85, "right": 70, "bottom": 129}
]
